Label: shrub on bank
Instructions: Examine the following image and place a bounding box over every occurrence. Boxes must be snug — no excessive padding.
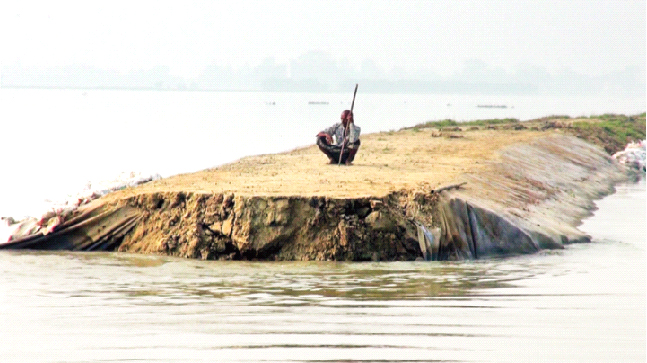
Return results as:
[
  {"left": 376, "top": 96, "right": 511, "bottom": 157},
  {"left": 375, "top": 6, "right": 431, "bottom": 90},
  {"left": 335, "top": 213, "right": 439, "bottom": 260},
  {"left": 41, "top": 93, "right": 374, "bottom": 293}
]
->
[
  {"left": 571, "top": 114, "right": 645, "bottom": 154},
  {"left": 410, "top": 118, "right": 519, "bottom": 130}
]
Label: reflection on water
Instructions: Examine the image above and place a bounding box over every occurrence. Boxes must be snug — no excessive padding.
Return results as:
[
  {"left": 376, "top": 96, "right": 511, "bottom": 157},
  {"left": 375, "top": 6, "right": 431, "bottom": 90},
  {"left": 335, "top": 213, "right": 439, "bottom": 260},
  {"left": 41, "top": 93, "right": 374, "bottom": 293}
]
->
[{"left": 0, "top": 181, "right": 644, "bottom": 363}]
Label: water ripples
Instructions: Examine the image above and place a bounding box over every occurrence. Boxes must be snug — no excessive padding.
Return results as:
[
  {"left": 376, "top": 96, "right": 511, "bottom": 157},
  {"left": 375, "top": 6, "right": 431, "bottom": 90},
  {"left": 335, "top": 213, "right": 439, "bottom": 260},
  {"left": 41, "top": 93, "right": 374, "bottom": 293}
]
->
[{"left": 0, "top": 180, "right": 644, "bottom": 362}]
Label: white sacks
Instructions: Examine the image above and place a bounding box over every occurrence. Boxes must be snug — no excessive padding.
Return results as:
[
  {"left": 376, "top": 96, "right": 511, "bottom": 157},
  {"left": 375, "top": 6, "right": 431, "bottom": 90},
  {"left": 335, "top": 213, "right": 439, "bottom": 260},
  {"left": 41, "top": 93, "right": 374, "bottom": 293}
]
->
[{"left": 613, "top": 140, "right": 646, "bottom": 171}]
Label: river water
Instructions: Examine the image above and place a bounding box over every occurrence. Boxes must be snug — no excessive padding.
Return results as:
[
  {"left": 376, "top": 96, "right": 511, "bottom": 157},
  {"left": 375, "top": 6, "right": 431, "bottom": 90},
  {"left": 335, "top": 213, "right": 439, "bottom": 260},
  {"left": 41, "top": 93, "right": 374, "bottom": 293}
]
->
[{"left": 0, "top": 179, "right": 644, "bottom": 362}]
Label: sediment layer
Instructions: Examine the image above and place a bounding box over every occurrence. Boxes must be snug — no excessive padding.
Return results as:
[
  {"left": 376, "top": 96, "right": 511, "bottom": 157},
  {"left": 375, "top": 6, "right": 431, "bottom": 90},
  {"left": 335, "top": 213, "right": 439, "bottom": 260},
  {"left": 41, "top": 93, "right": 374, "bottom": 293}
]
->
[{"left": 1, "top": 129, "right": 634, "bottom": 260}]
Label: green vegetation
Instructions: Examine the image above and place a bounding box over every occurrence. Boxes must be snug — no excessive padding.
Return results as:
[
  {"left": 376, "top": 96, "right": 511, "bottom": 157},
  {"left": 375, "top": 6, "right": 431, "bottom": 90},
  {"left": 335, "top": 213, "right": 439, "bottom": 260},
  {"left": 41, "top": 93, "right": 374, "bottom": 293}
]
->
[
  {"left": 570, "top": 114, "right": 645, "bottom": 154},
  {"left": 588, "top": 113, "right": 629, "bottom": 120},
  {"left": 409, "top": 118, "right": 519, "bottom": 130},
  {"left": 412, "top": 119, "right": 458, "bottom": 129},
  {"left": 543, "top": 114, "right": 571, "bottom": 119},
  {"left": 395, "top": 113, "right": 644, "bottom": 155},
  {"left": 465, "top": 118, "right": 520, "bottom": 126}
]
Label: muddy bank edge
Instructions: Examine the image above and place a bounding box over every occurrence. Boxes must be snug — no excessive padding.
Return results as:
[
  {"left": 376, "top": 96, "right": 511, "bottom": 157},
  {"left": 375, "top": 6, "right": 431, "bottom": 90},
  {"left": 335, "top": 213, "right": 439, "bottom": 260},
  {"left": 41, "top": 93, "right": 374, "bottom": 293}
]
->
[{"left": 1, "top": 135, "right": 636, "bottom": 260}]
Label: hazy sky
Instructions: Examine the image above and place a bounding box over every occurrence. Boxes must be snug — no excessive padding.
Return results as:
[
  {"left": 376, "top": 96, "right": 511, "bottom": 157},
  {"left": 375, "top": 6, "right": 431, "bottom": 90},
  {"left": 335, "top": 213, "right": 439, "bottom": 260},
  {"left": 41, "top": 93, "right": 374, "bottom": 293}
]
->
[{"left": 1, "top": 0, "right": 645, "bottom": 79}]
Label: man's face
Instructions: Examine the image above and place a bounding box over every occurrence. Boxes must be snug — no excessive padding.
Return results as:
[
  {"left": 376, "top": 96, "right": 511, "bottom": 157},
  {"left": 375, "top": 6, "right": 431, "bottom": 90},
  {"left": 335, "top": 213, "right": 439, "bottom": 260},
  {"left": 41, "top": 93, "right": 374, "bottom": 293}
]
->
[{"left": 341, "top": 115, "right": 352, "bottom": 126}]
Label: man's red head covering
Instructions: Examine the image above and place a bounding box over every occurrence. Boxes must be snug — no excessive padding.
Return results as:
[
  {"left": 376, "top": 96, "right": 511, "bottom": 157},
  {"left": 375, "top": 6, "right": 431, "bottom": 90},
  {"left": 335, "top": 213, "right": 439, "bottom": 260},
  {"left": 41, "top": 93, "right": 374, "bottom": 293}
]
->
[{"left": 341, "top": 110, "right": 354, "bottom": 120}]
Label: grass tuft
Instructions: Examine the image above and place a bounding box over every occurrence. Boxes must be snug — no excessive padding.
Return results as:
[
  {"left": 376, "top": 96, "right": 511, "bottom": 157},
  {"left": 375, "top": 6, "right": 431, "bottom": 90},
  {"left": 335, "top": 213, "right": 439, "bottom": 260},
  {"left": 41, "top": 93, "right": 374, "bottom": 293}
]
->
[
  {"left": 570, "top": 114, "right": 645, "bottom": 154},
  {"left": 408, "top": 118, "right": 519, "bottom": 130}
]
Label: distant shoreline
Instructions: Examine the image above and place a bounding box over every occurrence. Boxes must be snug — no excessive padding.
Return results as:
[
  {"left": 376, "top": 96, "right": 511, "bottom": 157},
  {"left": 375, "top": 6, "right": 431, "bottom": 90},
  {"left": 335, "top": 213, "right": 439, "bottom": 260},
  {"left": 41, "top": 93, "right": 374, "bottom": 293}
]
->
[{"left": 0, "top": 84, "right": 566, "bottom": 95}]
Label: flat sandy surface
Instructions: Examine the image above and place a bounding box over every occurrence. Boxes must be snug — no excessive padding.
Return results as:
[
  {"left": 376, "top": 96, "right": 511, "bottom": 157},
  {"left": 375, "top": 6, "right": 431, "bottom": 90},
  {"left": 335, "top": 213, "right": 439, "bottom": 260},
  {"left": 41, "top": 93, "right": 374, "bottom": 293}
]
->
[{"left": 105, "top": 127, "right": 546, "bottom": 200}]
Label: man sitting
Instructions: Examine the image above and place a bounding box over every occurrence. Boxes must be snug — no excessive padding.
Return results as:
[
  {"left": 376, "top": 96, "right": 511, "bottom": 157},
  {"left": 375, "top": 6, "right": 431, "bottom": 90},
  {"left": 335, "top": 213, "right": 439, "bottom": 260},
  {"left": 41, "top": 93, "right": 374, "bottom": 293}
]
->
[{"left": 316, "top": 110, "right": 361, "bottom": 165}]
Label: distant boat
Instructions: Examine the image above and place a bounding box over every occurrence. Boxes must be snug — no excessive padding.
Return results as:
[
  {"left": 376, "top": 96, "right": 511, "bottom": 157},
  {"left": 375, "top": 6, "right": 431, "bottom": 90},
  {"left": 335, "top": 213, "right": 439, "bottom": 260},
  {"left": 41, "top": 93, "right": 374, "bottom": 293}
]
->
[
  {"left": 308, "top": 101, "right": 329, "bottom": 105},
  {"left": 477, "top": 105, "right": 507, "bottom": 109}
]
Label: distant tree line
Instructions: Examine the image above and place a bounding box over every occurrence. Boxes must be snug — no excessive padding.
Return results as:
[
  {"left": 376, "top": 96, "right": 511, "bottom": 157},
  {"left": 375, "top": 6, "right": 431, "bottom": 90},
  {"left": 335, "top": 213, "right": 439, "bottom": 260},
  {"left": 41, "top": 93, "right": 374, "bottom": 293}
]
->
[{"left": 1, "top": 52, "right": 643, "bottom": 97}]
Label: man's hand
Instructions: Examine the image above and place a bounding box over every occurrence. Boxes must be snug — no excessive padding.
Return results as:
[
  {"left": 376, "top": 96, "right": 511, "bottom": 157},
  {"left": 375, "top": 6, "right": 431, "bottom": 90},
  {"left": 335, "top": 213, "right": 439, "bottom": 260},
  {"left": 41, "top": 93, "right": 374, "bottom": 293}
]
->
[{"left": 317, "top": 132, "right": 333, "bottom": 144}]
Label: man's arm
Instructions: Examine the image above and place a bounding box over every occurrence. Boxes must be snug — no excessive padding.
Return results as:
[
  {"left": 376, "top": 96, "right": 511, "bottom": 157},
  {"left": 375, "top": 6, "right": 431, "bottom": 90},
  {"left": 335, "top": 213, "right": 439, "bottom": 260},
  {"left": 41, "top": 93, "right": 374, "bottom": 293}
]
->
[
  {"left": 318, "top": 123, "right": 341, "bottom": 144},
  {"left": 348, "top": 125, "right": 361, "bottom": 144},
  {"left": 317, "top": 131, "right": 333, "bottom": 144}
]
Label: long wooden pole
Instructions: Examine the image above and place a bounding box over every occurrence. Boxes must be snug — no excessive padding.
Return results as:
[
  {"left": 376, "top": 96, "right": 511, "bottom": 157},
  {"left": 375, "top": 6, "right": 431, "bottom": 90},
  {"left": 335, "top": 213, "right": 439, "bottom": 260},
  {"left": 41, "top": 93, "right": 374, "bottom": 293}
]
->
[{"left": 338, "top": 83, "right": 358, "bottom": 165}]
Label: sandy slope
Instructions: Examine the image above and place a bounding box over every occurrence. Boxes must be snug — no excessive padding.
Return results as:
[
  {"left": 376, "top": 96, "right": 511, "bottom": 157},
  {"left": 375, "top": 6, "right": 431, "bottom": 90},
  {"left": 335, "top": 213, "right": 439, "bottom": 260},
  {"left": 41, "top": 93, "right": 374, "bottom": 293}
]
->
[{"left": 105, "top": 127, "right": 546, "bottom": 200}]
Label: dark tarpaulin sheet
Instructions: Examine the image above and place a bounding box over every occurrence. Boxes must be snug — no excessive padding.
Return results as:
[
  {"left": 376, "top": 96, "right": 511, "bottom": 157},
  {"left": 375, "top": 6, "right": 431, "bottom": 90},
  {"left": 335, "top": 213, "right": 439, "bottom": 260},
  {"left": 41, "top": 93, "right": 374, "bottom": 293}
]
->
[{"left": 0, "top": 202, "right": 142, "bottom": 252}]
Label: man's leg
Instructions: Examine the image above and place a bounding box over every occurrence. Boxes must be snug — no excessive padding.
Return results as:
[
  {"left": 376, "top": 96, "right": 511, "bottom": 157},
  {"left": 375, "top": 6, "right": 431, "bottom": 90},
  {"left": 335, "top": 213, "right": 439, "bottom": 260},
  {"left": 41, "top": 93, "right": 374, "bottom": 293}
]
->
[
  {"left": 317, "top": 136, "right": 341, "bottom": 163},
  {"left": 345, "top": 140, "right": 361, "bottom": 164}
]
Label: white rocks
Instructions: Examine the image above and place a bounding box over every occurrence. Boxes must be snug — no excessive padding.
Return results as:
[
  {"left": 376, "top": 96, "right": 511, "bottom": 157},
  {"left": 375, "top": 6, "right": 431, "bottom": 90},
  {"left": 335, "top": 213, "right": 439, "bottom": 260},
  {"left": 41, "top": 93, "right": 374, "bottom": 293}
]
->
[
  {"left": 613, "top": 140, "right": 646, "bottom": 171},
  {"left": 1, "top": 171, "right": 162, "bottom": 243}
]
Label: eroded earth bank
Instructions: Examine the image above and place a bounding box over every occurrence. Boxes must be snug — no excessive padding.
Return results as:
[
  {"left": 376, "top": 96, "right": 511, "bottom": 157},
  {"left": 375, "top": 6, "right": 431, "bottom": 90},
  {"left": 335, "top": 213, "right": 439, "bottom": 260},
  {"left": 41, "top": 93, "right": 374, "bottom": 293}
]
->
[{"left": 1, "top": 125, "right": 638, "bottom": 261}]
